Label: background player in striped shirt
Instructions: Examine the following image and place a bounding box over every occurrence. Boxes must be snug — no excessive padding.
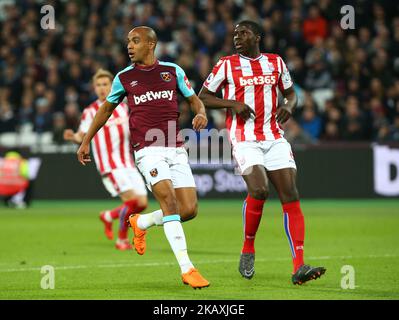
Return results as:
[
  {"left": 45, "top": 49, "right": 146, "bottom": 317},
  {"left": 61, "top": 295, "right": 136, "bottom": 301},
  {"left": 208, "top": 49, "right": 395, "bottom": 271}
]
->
[
  {"left": 199, "top": 20, "right": 326, "bottom": 285},
  {"left": 64, "top": 69, "right": 150, "bottom": 251},
  {"left": 76, "top": 27, "right": 209, "bottom": 289}
]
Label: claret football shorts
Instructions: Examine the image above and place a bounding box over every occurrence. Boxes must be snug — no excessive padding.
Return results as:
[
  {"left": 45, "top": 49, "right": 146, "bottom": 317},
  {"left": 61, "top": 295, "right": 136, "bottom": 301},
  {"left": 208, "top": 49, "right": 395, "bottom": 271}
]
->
[
  {"left": 232, "top": 138, "right": 297, "bottom": 175},
  {"left": 134, "top": 146, "right": 196, "bottom": 191}
]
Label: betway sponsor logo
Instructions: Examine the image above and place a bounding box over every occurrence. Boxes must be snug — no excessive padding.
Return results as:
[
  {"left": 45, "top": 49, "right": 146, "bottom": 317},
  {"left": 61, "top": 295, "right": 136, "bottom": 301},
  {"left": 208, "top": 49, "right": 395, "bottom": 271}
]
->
[
  {"left": 133, "top": 90, "right": 173, "bottom": 105},
  {"left": 239, "top": 74, "right": 277, "bottom": 86}
]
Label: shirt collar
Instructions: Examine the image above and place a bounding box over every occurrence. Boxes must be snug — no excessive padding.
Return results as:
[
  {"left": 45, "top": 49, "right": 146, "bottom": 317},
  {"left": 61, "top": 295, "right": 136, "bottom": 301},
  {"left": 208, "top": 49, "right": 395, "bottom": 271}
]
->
[
  {"left": 238, "top": 53, "right": 263, "bottom": 61},
  {"left": 134, "top": 59, "right": 159, "bottom": 71}
]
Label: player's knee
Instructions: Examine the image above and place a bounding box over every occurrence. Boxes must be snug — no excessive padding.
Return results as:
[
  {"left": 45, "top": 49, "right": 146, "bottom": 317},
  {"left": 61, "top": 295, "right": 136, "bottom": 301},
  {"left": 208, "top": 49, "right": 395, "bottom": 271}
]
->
[
  {"left": 180, "top": 202, "right": 198, "bottom": 222},
  {"left": 280, "top": 187, "right": 299, "bottom": 203},
  {"left": 249, "top": 186, "right": 269, "bottom": 200},
  {"left": 137, "top": 196, "right": 148, "bottom": 211}
]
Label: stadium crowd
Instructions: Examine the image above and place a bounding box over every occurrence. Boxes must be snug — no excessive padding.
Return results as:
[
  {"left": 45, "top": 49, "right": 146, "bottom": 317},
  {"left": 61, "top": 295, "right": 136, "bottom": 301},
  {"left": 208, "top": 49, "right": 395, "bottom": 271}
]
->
[{"left": 0, "top": 0, "right": 399, "bottom": 145}]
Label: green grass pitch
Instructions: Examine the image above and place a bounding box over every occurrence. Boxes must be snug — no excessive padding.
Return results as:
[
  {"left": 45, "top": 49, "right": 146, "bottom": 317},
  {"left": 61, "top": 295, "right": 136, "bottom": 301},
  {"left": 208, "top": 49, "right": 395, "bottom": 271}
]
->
[{"left": 0, "top": 199, "right": 398, "bottom": 300}]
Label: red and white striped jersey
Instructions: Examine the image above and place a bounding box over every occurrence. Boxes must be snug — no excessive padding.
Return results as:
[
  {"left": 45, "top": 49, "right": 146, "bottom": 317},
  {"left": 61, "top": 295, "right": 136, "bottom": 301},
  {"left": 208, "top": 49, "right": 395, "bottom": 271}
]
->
[
  {"left": 79, "top": 100, "right": 135, "bottom": 175},
  {"left": 203, "top": 53, "right": 293, "bottom": 145}
]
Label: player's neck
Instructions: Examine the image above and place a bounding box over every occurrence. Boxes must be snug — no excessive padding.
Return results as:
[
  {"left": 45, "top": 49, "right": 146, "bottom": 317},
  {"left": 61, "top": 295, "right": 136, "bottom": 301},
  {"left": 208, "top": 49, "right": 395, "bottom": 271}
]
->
[
  {"left": 240, "top": 48, "right": 261, "bottom": 59},
  {"left": 136, "top": 55, "right": 157, "bottom": 68}
]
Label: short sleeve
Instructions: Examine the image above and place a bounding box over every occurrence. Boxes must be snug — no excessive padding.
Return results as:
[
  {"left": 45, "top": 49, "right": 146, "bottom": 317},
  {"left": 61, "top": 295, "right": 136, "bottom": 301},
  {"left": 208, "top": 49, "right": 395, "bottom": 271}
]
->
[
  {"left": 106, "top": 74, "right": 126, "bottom": 104},
  {"left": 203, "top": 58, "right": 227, "bottom": 93},
  {"left": 175, "top": 65, "right": 195, "bottom": 98},
  {"left": 79, "top": 108, "right": 93, "bottom": 134},
  {"left": 278, "top": 57, "right": 293, "bottom": 91}
]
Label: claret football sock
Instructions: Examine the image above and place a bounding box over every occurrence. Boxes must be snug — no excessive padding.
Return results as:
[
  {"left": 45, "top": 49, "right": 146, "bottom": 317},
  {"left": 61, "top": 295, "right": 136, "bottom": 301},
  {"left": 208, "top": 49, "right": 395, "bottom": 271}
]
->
[
  {"left": 242, "top": 195, "right": 265, "bottom": 254},
  {"left": 118, "top": 205, "right": 130, "bottom": 239},
  {"left": 118, "top": 200, "right": 147, "bottom": 240},
  {"left": 124, "top": 199, "right": 147, "bottom": 214},
  {"left": 137, "top": 209, "right": 164, "bottom": 230},
  {"left": 163, "top": 214, "right": 194, "bottom": 274},
  {"left": 282, "top": 200, "right": 305, "bottom": 273},
  {"left": 106, "top": 205, "right": 125, "bottom": 221}
]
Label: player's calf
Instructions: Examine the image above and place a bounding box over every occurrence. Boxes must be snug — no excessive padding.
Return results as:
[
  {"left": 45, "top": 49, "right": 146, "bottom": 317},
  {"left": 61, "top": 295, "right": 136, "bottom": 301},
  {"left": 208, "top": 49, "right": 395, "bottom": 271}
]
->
[{"left": 99, "top": 211, "right": 114, "bottom": 240}]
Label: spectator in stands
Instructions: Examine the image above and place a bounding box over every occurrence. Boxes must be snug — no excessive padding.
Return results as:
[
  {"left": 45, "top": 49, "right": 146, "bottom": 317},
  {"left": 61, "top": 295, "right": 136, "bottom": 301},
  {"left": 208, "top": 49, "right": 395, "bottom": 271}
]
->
[
  {"left": 0, "top": 0, "right": 398, "bottom": 146},
  {"left": 33, "top": 97, "right": 52, "bottom": 133},
  {"left": 0, "top": 100, "right": 17, "bottom": 133},
  {"left": 321, "top": 121, "right": 341, "bottom": 141},
  {"left": 369, "top": 97, "right": 388, "bottom": 139},
  {"left": 18, "top": 92, "right": 34, "bottom": 130},
  {"left": 52, "top": 112, "right": 67, "bottom": 145},
  {"left": 303, "top": 4, "right": 328, "bottom": 45},
  {"left": 284, "top": 119, "right": 315, "bottom": 145},
  {"left": 300, "top": 107, "right": 323, "bottom": 140},
  {"left": 342, "top": 96, "right": 367, "bottom": 140},
  {"left": 64, "top": 102, "right": 80, "bottom": 131}
]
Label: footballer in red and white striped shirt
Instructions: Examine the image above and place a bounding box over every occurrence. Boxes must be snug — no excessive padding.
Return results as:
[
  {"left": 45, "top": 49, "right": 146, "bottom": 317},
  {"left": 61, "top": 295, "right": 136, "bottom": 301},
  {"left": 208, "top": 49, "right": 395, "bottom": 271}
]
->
[
  {"left": 202, "top": 51, "right": 292, "bottom": 144},
  {"left": 199, "top": 20, "right": 326, "bottom": 285},
  {"left": 64, "top": 69, "right": 150, "bottom": 251},
  {"left": 79, "top": 100, "right": 133, "bottom": 175}
]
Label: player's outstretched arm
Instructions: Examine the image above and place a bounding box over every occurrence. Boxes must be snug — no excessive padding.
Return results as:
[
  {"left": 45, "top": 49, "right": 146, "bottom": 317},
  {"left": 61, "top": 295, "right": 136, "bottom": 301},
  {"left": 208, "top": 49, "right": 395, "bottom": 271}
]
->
[
  {"left": 276, "top": 86, "right": 298, "bottom": 124},
  {"left": 198, "top": 87, "right": 255, "bottom": 121},
  {"left": 63, "top": 129, "right": 85, "bottom": 144},
  {"left": 77, "top": 101, "right": 117, "bottom": 165},
  {"left": 186, "top": 94, "right": 208, "bottom": 131}
]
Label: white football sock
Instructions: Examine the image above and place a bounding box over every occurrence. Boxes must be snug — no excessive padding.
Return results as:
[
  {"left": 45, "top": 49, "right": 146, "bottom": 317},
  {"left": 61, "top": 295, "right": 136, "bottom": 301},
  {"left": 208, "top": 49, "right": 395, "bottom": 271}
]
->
[
  {"left": 163, "top": 215, "right": 194, "bottom": 274},
  {"left": 103, "top": 211, "right": 112, "bottom": 222},
  {"left": 137, "top": 209, "right": 164, "bottom": 230}
]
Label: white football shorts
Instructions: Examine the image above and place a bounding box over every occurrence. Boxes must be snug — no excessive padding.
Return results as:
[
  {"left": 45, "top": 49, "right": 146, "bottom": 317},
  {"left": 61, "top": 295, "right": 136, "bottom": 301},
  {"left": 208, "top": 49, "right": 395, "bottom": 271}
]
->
[
  {"left": 102, "top": 167, "right": 147, "bottom": 197},
  {"left": 134, "top": 146, "right": 196, "bottom": 191},
  {"left": 232, "top": 138, "right": 297, "bottom": 175}
]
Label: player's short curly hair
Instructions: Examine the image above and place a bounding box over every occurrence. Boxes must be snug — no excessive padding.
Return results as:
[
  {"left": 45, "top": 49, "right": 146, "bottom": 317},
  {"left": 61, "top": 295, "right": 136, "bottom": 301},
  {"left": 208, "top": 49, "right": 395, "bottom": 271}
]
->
[
  {"left": 236, "top": 20, "right": 262, "bottom": 37},
  {"left": 92, "top": 69, "right": 114, "bottom": 83}
]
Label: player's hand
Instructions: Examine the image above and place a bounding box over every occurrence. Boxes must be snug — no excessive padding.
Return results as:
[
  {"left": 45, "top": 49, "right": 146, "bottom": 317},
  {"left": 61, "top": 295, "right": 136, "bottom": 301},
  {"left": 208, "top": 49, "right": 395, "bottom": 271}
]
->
[
  {"left": 232, "top": 102, "right": 255, "bottom": 121},
  {"left": 276, "top": 106, "right": 292, "bottom": 124},
  {"left": 63, "top": 129, "right": 74, "bottom": 141},
  {"left": 77, "top": 143, "right": 91, "bottom": 166},
  {"left": 192, "top": 113, "right": 208, "bottom": 131}
]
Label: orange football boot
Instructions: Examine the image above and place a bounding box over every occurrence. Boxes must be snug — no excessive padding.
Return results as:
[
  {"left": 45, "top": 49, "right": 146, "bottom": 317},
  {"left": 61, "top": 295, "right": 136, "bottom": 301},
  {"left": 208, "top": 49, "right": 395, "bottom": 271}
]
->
[
  {"left": 128, "top": 214, "right": 147, "bottom": 255},
  {"left": 182, "top": 268, "right": 210, "bottom": 289}
]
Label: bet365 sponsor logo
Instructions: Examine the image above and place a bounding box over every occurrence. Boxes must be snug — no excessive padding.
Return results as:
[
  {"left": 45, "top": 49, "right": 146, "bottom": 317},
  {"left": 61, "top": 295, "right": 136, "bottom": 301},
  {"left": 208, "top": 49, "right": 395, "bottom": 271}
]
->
[
  {"left": 133, "top": 90, "right": 174, "bottom": 105},
  {"left": 239, "top": 74, "right": 277, "bottom": 86}
]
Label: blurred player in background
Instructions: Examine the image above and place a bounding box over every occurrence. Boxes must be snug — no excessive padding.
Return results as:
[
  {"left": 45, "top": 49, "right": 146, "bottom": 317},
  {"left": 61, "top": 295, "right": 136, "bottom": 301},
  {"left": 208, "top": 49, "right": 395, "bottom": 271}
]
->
[
  {"left": 64, "top": 69, "right": 149, "bottom": 251},
  {"left": 199, "top": 21, "right": 326, "bottom": 285},
  {"left": 77, "top": 26, "right": 210, "bottom": 289},
  {"left": 0, "top": 151, "right": 30, "bottom": 208}
]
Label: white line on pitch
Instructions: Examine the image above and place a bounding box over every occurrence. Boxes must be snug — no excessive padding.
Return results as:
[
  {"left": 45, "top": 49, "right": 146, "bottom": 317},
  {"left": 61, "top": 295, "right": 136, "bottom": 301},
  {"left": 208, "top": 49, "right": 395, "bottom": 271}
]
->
[{"left": 0, "top": 253, "right": 397, "bottom": 273}]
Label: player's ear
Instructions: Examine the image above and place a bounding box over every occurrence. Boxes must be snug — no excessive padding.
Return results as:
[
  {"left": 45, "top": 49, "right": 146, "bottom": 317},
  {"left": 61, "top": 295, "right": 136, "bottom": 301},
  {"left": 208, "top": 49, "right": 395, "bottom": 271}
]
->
[{"left": 148, "top": 41, "right": 156, "bottom": 51}]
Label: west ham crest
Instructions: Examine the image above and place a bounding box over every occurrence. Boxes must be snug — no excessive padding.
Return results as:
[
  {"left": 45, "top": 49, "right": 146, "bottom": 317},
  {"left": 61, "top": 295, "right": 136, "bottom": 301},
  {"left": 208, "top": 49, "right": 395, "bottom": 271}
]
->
[
  {"left": 150, "top": 168, "right": 158, "bottom": 177},
  {"left": 160, "top": 72, "right": 171, "bottom": 82}
]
